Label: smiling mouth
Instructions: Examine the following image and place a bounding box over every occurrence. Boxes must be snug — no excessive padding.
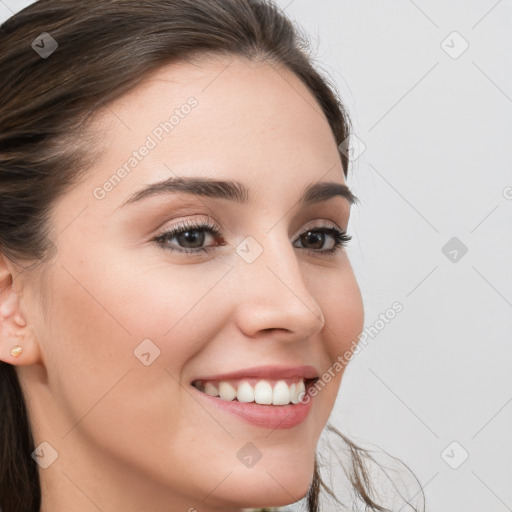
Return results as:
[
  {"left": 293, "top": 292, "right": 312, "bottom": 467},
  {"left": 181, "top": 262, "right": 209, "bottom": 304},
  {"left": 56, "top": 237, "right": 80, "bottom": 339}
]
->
[{"left": 191, "top": 377, "right": 318, "bottom": 406}]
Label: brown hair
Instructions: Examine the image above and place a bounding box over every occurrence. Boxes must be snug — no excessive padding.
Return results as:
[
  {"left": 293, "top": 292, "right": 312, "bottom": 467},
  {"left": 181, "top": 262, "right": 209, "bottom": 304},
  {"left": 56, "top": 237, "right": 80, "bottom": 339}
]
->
[{"left": 0, "top": 1, "right": 423, "bottom": 511}]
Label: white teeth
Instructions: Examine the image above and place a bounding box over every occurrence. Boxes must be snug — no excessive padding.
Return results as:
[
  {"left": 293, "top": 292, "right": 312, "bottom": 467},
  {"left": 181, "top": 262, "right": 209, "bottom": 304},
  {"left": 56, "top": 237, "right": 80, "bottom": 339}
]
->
[
  {"left": 289, "top": 382, "right": 298, "bottom": 404},
  {"left": 296, "top": 379, "right": 306, "bottom": 403},
  {"left": 237, "top": 382, "right": 255, "bottom": 403},
  {"left": 219, "top": 382, "right": 237, "bottom": 401},
  {"left": 272, "top": 380, "right": 291, "bottom": 405},
  {"left": 204, "top": 382, "right": 219, "bottom": 396},
  {"left": 198, "top": 378, "right": 310, "bottom": 405},
  {"left": 254, "top": 381, "right": 273, "bottom": 404}
]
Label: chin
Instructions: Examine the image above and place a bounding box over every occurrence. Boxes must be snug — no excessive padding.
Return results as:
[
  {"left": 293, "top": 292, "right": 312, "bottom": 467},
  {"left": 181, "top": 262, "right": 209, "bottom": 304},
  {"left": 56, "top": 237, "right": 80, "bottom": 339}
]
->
[{"left": 207, "top": 455, "right": 315, "bottom": 510}]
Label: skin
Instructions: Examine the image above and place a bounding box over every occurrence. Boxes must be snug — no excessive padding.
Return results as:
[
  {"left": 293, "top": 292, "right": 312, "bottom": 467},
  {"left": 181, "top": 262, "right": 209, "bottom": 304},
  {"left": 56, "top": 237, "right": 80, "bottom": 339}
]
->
[{"left": 0, "top": 55, "right": 364, "bottom": 511}]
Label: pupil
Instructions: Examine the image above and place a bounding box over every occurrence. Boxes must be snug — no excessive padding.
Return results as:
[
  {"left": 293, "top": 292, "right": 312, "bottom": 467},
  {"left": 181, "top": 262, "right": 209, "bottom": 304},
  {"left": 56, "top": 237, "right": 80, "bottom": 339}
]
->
[
  {"left": 302, "top": 231, "right": 323, "bottom": 249},
  {"left": 178, "top": 230, "right": 205, "bottom": 248}
]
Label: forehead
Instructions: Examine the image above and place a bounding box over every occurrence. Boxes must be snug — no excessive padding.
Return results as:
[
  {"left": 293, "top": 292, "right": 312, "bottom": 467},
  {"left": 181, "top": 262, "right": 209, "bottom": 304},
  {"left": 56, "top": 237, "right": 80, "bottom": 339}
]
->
[{"left": 80, "top": 55, "right": 346, "bottom": 210}]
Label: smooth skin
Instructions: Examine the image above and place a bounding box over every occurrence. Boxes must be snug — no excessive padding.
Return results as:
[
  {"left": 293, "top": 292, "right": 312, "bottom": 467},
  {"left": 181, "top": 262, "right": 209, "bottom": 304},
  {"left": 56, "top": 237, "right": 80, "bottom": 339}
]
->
[{"left": 0, "top": 55, "right": 364, "bottom": 511}]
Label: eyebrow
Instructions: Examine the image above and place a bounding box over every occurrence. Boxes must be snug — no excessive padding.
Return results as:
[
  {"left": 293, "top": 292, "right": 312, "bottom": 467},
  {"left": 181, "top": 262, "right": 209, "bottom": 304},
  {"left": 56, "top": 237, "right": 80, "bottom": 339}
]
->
[{"left": 118, "top": 176, "right": 358, "bottom": 209}]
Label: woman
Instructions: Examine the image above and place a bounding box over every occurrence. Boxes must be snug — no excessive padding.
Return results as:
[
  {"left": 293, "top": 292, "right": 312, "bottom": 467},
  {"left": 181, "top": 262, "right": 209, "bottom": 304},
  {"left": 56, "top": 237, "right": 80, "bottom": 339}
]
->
[{"left": 0, "top": 1, "right": 423, "bottom": 511}]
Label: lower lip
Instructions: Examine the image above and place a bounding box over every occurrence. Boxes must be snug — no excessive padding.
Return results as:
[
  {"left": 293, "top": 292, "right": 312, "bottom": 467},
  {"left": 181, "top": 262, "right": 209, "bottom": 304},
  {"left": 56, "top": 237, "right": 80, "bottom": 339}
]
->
[{"left": 190, "top": 386, "right": 313, "bottom": 430}]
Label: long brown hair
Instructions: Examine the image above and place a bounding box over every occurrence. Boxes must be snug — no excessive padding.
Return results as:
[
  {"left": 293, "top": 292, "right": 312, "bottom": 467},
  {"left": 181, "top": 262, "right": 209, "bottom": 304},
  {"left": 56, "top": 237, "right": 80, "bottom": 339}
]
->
[{"left": 0, "top": 1, "right": 423, "bottom": 511}]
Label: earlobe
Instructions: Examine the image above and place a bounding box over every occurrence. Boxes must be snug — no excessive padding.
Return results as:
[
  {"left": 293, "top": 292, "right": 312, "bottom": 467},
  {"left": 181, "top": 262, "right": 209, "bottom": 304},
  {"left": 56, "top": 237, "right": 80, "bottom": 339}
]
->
[
  {"left": 0, "top": 289, "right": 39, "bottom": 365},
  {"left": 9, "top": 344, "right": 24, "bottom": 358},
  {"left": 0, "top": 256, "right": 41, "bottom": 366}
]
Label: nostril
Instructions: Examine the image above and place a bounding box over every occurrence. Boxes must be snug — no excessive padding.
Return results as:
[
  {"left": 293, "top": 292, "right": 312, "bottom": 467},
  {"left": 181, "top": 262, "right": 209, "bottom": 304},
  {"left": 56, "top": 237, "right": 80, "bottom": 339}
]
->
[{"left": 262, "top": 327, "right": 289, "bottom": 334}]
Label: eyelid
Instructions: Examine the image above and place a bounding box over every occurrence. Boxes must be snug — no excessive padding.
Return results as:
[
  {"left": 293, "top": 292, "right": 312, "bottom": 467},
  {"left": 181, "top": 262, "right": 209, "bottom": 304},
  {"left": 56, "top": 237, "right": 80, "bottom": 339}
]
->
[
  {"left": 156, "top": 217, "right": 344, "bottom": 241},
  {"left": 294, "top": 219, "right": 344, "bottom": 237},
  {"left": 153, "top": 216, "right": 351, "bottom": 257},
  {"left": 154, "top": 215, "right": 219, "bottom": 236}
]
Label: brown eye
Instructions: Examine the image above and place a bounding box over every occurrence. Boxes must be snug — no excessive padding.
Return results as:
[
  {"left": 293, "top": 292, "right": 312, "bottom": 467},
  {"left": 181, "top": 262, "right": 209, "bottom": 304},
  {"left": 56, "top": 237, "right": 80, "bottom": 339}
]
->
[
  {"left": 300, "top": 230, "right": 327, "bottom": 250},
  {"left": 174, "top": 229, "right": 207, "bottom": 249},
  {"left": 154, "top": 219, "right": 222, "bottom": 254},
  {"left": 293, "top": 226, "right": 351, "bottom": 255},
  {"left": 154, "top": 220, "right": 350, "bottom": 257}
]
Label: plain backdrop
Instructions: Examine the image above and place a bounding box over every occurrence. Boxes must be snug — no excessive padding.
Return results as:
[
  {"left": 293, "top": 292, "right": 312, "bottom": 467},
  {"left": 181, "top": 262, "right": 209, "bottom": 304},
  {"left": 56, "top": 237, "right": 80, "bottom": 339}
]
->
[{"left": 1, "top": 1, "right": 511, "bottom": 511}]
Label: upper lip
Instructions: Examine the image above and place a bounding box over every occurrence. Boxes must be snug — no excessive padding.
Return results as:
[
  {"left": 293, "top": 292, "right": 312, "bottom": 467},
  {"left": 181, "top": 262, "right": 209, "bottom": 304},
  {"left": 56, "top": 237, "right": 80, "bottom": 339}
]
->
[{"left": 191, "top": 365, "right": 319, "bottom": 383}]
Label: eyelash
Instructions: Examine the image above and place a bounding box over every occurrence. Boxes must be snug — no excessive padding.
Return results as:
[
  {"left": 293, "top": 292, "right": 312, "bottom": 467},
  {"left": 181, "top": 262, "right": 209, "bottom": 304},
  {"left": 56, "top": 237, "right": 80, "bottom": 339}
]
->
[{"left": 153, "top": 219, "right": 352, "bottom": 256}]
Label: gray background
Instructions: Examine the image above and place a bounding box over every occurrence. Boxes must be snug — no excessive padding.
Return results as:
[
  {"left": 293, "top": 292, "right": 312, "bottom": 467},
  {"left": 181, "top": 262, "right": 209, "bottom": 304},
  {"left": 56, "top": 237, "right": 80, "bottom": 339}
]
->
[
  {"left": 272, "top": 2, "right": 512, "bottom": 511},
  {"left": 2, "top": 1, "right": 511, "bottom": 511}
]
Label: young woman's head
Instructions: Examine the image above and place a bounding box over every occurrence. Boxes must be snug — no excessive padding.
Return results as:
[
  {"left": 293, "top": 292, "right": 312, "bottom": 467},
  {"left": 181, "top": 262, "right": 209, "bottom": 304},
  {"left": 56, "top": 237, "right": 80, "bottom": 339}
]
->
[{"left": 0, "top": 1, "right": 371, "bottom": 511}]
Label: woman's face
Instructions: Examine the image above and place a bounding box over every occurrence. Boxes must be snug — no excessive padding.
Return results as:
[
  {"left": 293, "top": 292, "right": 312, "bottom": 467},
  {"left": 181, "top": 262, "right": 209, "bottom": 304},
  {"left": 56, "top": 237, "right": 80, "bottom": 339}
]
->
[{"left": 19, "top": 56, "right": 364, "bottom": 511}]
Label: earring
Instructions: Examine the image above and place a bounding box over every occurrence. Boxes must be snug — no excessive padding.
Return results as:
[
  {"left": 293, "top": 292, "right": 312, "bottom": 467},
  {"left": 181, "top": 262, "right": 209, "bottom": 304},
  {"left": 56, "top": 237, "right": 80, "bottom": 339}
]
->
[{"left": 10, "top": 344, "right": 23, "bottom": 358}]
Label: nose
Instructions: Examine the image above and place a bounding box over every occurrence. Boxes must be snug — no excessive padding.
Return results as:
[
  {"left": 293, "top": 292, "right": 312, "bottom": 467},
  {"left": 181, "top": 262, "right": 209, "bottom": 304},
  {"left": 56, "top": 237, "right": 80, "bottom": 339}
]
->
[{"left": 232, "top": 236, "right": 326, "bottom": 342}]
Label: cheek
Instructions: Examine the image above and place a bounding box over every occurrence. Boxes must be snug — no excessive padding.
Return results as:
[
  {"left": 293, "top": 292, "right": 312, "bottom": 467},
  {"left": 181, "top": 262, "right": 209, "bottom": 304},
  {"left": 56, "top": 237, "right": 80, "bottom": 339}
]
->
[
  {"left": 314, "top": 264, "right": 364, "bottom": 396},
  {"left": 40, "top": 261, "right": 155, "bottom": 436},
  {"left": 42, "top": 251, "right": 232, "bottom": 425},
  {"left": 313, "top": 260, "right": 364, "bottom": 360},
  {"left": 40, "top": 255, "right": 235, "bottom": 484}
]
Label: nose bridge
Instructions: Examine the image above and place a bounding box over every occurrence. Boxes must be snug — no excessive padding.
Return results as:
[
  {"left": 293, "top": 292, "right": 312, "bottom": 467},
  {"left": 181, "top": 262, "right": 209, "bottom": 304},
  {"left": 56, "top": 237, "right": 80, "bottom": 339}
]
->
[{"left": 233, "top": 230, "right": 325, "bottom": 338}]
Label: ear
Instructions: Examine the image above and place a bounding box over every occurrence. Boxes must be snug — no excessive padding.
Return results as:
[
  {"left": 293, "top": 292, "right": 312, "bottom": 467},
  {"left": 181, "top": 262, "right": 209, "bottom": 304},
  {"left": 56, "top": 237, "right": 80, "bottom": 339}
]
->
[{"left": 0, "top": 254, "right": 42, "bottom": 365}]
